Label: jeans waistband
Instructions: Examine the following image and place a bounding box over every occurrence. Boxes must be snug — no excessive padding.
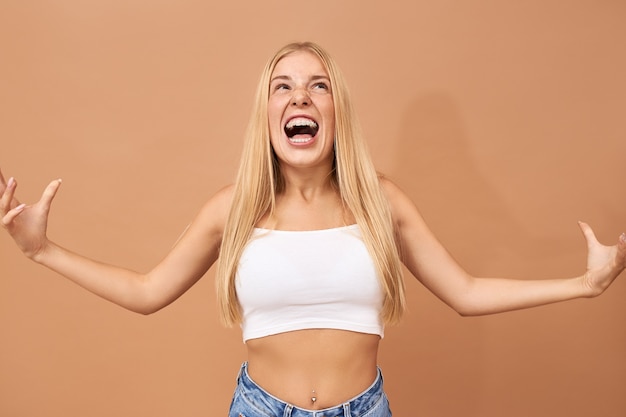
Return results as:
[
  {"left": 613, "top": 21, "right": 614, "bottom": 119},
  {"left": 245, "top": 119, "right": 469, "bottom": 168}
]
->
[{"left": 236, "top": 362, "right": 385, "bottom": 417}]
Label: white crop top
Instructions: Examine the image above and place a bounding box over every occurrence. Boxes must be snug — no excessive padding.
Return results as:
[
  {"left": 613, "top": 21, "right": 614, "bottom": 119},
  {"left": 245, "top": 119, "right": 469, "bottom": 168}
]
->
[{"left": 236, "top": 224, "right": 384, "bottom": 342}]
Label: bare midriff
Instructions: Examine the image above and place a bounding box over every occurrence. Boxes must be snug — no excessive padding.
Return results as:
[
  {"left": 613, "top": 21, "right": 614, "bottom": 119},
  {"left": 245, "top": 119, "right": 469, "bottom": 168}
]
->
[{"left": 245, "top": 329, "right": 380, "bottom": 410}]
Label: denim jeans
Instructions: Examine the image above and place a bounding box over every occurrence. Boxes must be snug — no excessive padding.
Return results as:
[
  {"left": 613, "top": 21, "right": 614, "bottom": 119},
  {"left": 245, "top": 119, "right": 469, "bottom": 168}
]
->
[{"left": 228, "top": 362, "right": 392, "bottom": 417}]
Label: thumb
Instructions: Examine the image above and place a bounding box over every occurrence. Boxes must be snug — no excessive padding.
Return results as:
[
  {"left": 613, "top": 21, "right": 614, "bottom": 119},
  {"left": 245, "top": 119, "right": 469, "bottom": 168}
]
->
[
  {"left": 38, "top": 179, "right": 62, "bottom": 213},
  {"left": 616, "top": 232, "right": 626, "bottom": 269},
  {"left": 578, "top": 221, "right": 600, "bottom": 248}
]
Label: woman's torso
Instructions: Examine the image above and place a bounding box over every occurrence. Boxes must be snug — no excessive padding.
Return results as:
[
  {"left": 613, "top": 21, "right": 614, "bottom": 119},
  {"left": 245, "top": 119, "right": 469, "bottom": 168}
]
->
[
  {"left": 245, "top": 329, "right": 380, "bottom": 409},
  {"left": 240, "top": 190, "right": 382, "bottom": 409}
]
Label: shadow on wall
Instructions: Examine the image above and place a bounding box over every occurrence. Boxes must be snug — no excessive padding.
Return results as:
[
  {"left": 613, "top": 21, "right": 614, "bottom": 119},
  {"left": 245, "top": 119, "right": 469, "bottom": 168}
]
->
[
  {"left": 380, "top": 92, "right": 566, "bottom": 416},
  {"left": 380, "top": 88, "right": 626, "bottom": 417},
  {"left": 388, "top": 91, "right": 574, "bottom": 271},
  {"left": 390, "top": 92, "right": 528, "bottom": 261}
]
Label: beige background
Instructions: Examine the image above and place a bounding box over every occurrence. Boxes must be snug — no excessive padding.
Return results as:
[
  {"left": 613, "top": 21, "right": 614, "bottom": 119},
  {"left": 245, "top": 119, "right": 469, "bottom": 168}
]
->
[{"left": 1, "top": 1, "right": 625, "bottom": 416}]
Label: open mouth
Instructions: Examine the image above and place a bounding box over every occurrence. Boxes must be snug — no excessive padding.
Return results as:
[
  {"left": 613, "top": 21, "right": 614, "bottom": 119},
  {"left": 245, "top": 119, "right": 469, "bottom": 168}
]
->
[{"left": 284, "top": 117, "right": 319, "bottom": 142}]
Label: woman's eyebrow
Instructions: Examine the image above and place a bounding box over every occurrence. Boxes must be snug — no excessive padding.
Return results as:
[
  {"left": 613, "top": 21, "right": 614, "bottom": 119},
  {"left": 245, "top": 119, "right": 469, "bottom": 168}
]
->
[
  {"left": 270, "top": 75, "right": 291, "bottom": 83},
  {"left": 270, "top": 74, "right": 330, "bottom": 83}
]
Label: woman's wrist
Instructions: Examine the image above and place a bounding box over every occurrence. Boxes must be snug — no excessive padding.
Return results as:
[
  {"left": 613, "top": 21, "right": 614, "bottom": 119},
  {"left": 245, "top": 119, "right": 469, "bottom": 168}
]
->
[{"left": 29, "top": 239, "right": 55, "bottom": 265}]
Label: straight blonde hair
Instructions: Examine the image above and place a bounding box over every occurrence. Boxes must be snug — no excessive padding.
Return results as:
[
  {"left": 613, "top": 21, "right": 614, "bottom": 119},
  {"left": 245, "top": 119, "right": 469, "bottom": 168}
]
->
[{"left": 216, "top": 42, "right": 405, "bottom": 326}]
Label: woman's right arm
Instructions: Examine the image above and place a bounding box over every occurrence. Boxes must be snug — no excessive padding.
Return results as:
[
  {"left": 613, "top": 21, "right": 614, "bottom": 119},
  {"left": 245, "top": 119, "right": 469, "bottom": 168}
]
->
[{"left": 0, "top": 168, "right": 232, "bottom": 314}]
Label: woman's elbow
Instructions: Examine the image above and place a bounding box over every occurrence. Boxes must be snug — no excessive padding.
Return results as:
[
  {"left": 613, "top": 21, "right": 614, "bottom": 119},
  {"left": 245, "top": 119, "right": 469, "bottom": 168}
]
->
[
  {"left": 445, "top": 286, "right": 484, "bottom": 317},
  {"left": 132, "top": 294, "right": 173, "bottom": 315},
  {"left": 123, "top": 282, "right": 171, "bottom": 315},
  {"left": 134, "top": 304, "right": 163, "bottom": 316},
  {"left": 450, "top": 301, "right": 478, "bottom": 317}
]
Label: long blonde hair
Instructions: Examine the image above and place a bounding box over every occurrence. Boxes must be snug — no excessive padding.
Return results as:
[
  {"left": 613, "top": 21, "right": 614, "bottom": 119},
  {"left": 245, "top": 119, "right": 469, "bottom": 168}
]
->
[{"left": 216, "top": 42, "right": 405, "bottom": 326}]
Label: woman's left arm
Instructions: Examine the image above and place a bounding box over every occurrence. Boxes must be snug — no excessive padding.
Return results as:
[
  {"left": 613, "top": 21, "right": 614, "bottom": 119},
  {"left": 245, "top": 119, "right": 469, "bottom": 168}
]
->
[{"left": 382, "top": 179, "right": 626, "bottom": 316}]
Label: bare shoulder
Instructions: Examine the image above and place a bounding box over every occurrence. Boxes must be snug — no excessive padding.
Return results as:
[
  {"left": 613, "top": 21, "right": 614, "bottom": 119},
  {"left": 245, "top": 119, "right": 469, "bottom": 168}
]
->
[
  {"left": 378, "top": 175, "right": 404, "bottom": 199},
  {"left": 378, "top": 175, "right": 419, "bottom": 227},
  {"left": 192, "top": 184, "right": 235, "bottom": 238},
  {"left": 379, "top": 176, "right": 413, "bottom": 210}
]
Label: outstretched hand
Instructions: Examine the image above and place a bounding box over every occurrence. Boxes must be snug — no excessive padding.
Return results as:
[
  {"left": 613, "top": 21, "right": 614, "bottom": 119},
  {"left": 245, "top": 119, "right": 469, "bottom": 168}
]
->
[
  {"left": 578, "top": 221, "right": 626, "bottom": 296},
  {"left": 0, "top": 168, "right": 62, "bottom": 260}
]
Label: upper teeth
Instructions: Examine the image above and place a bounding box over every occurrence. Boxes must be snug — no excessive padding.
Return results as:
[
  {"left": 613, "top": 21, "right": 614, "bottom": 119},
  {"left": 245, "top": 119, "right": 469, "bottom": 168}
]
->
[{"left": 286, "top": 117, "right": 318, "bottom": 129}]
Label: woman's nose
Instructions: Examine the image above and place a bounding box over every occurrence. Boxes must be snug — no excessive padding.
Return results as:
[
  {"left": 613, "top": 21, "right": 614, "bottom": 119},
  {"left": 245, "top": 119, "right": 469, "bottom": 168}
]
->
[{"left": 291, "top": 88, "right": 310, "bottom": 107}]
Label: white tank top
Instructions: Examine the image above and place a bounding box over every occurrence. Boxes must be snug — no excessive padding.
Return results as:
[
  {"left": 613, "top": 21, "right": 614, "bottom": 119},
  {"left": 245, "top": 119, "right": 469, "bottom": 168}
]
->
[{"left": 236, "top": 224, "right": 384, "bottom": 342}]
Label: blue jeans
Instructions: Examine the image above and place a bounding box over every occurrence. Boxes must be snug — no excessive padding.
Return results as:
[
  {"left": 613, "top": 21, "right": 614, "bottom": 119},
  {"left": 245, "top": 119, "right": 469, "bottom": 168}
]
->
[{"left": 228, "top": 362, "right": 392, "bottom": 417}]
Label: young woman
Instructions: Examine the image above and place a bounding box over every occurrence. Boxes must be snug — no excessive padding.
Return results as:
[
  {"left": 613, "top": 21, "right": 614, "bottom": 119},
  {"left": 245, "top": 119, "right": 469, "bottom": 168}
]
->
[{"left": 1, "top": 42, "right": 625, "bottom": 417}]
